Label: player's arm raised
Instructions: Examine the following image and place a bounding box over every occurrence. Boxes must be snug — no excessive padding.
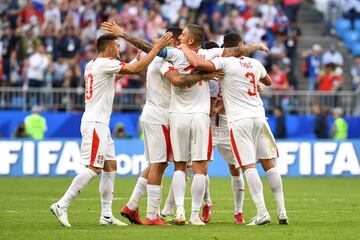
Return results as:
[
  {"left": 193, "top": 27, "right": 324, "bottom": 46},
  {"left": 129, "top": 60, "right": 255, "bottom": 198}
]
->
[
  {"left": 102, "top": 21, "right": 155, "bottom": 54},
  {"left": 178, "top": 44, "right": 217, "bottom": 71},
  {"left": 222, "top": 42, "right": 269, "bottom": 57},
  {"left": 119, "top": 33, "right": 173, "bottom": 74}
]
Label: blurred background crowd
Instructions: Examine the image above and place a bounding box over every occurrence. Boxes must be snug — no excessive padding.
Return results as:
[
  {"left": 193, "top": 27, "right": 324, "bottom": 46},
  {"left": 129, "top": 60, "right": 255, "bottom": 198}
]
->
[{"left": 0, "top": 0, "right": 359, "bottom": 112}]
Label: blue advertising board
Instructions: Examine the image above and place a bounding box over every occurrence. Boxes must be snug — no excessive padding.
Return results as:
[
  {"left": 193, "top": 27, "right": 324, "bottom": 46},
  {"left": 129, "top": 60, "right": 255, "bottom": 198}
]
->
[{"left": 1, "top": 140, "right": 359, "bottom": 177}]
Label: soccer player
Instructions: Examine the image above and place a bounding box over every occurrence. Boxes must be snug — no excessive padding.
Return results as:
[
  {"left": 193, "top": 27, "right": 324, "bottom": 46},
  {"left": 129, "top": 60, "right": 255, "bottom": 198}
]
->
[
  {"left": 111, "top": 27, "right": 222, "bottom": 225},
  {"left": 179, "top": 32, "right": 289, "bottom": 225},
  {"left": 50, "top": 33, "right": 173, "bottom": 227},
  {"left": 102, "top": 22, "right": 268, "bottom": 226}
]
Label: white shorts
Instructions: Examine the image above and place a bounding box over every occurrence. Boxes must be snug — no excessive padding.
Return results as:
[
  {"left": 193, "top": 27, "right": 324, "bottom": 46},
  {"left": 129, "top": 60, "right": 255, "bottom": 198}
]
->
[
  {"left": 141, "top": 121, "right": 172, "bottom": 163},
  {"left": 170, "top": 112, "right": 212, "bottom": 162},
  {"left": 80, "top": 121, "right": 115, "bottom": 168},
  {"left": 229, "top": 118, "right": 278, "bottom": 167},
  {"left": 212, "top": 126, "right": 239, "bottom": 168}
]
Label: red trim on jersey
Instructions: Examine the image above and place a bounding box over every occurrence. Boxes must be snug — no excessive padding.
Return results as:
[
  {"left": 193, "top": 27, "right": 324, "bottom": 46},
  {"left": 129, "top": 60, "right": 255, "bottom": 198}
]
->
[
  {"left": 162, "top": 125, "right": 172, "bottom": 161},
  {"left": 118, "top": 62, "right": 126, "bottom": 74},
  {"left": 208, "top": 60, "right": 216, "bottom": 71},
  {"left": 276, "top": 147, "right": 279, "bottom": 158},
  {"left": 183, "top": 64, "right": 197, "bottom": 74},
  {"left": 207, "top": 124, "right": 213, "bottom": 160},
  {"left": 221, "top": 48, "right": 225, "bottom": 57},
  {"left": 163, "top": 66, "right": 177, "bottom": 78},
  {"left": 230, "top": 129, "right": 242, "bottom": 167},
  {"left": 90, "top": 129, "right": 100, "bottom": 167},
  {"left": 107, "top": 57, "right": 115, "bottom": 60},
  {"left": 168, "top": 125, "right": 174, "bottom": 161}
]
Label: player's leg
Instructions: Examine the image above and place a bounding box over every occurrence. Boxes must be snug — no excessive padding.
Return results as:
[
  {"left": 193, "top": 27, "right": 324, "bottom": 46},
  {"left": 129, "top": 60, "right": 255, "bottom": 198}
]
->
[
  {"left": 256, "top": 118, "right": 288, "bottom": 224},
  {"left": 50, "top": 122, "right": 103, "bottom": 227},
  {"left": 189, "top": 113, "right": 212, "bottom": 225},
  {"left": 99, "top": 159, "right": 127, "bottom": 226},
  {"left": 145, "top": 123, "right": 171, "bottom": 225},
  {"left": 121, "top": 167, "right": 149, "bottom": 224},
  {"left": 228, "top": 164, "right": 245, "bottom": 224},
  {"left": 229, "top": 120, "right": 270, "bottom": 226},
  {"left": 169, "top": 113, "right": 191, "bottom": 225},
  {"left": 218, "top": 140, "right": 246, "bottom": 224}
]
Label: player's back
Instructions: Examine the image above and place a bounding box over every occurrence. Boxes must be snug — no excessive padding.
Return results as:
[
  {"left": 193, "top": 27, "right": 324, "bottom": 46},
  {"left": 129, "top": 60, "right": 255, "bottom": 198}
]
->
[
  {"left": 165, "top": 47, "right": 223, "bottom": 114},
  {"left": 141, "top": 57, "right": 171, "bottom": 124},
  {"left": 82, "top": 57, "right": 123, "bottom": 125},
  {"left": 216, "top": 56, "right": 267, "bottom": 124}
]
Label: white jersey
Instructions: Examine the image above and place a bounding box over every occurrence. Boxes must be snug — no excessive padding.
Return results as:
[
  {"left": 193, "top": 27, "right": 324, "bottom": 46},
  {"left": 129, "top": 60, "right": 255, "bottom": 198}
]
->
[
  {"left": 209, "top": 80, "right": 228, "bottom": 129},
  {"left": 210, "top": 56, "right": 267, "bottom": 124},
  {"left": 163, "top": 47, "right": 224, "bottom": 114},
  {"left": 81, "top": 57, "right": 126, "bottom": 125},
  {"left": 140, "top": 57, "right": 173, "bottom": 125}
]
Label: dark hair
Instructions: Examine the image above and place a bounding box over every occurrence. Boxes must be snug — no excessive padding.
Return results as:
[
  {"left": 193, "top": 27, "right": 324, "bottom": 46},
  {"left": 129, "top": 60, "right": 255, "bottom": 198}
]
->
[
  {"left": 96, "top": 35, "right": 118, "bottom": 52},
  {"left": 186, "top": 24, "right": 205, "bottom": 45},
  {"left": 203, "top": 41, "right": 219, "bottom": 49},
  {"left": 166, "top": 27, "right": 183, "bottom": 40},
  {"left": 223, "top": 32, "right": 242, "bottom": 48}
]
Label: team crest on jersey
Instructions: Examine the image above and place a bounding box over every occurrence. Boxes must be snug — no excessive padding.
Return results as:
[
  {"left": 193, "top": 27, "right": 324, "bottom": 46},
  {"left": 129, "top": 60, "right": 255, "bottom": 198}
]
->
[{"left": 96, "top": 155, "right": 105, "bottom": 165}]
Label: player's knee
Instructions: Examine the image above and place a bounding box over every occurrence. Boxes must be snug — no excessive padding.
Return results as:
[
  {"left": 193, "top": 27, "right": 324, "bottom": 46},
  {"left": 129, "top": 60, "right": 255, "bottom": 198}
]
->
[
  {"left": 260, "top": 158, "right": 276, "bottom": 171},
  {"left": 241, "top": 163, "right": 256, "bottom": 173},
  {"left": 174, "top": 162, "right": 187, "bottom": 171},
  {"left": 141, "top": 166, "right": 150, "bottom": 178},
  {"left": 192, "top": 161, "right": 207, "bottom": 175},
  {"left": 103, "top": 160, "right": 117, "bottom": 172},
  {"left": 88, "top": 165, "right": 102, "bottom": 175},
  {"left": 228, "top": 164, "right": 240, "bottom": 176}
]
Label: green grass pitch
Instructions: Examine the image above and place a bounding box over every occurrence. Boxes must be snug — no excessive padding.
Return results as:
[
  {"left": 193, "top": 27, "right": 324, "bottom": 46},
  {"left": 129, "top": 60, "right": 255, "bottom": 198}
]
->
[{"left": 0, "top": 177, "right": 359, "bottom": 240}]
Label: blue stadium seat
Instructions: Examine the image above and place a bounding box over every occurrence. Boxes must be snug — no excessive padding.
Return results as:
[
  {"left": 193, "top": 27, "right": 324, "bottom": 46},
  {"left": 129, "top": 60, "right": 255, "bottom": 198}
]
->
[
  {"left": 343, "top": 30, "right": 360, "bottom": 49},
  {"left": 335, "top": 18, "right": 351, "bottom": 39},
  {"left": 354, "top": 19, "right": 360, "bottom": 32},
  {"left": 351, "top": 42, "right": 360, "bottom": 56}
]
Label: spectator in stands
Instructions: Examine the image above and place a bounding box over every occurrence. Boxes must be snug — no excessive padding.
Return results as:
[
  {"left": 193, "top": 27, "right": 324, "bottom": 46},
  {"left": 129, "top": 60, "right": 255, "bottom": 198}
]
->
[
  {"left": 325, "top": 0, "right": 342, "bottom": 36},
  {"left": 285, "top": 21, "right": 301, "bottom": 70},
  {"left": 58, "top": 25, "right": 81, "bottom": 63},
  {"left": 12, "top": 122, "right": 28, "bottom": 138},
  {"left": 9, "top": 51, "right": 22, "bottom": 87},
  {"left": 41, "top": 23, "right": 57, "bottom": 59},
  {"left": 344, "top": 0, "right": 360, "bottom": 30},
  {"left": 282, "top": 0, "right": 302, "bottom": 22},
  {"left": 322, "top": 44, "right": 344, "bottom": 67},
  {"left": 44, "top": 0, "right": 61, "bottom": 32},
  {"left": 283, "top": 57, "right": 298, "bottom": 89},
  {"left": 270, "top": 33, "right": 287, "bottom": 65},
  {"left": 270, "top": 64, "right": 290, "bottom": 91},
  {"left": 52, "top": 57, "right": 69, "bottom": 88},
  {"left": 331, "top": 107, "right": 348, "bottom": 140},
  {"left": 18, "top": 25, "right": 41, "bottom": 61},
  {"left": 113, "top": 123, "right": 132, "bottom": 139},
  {"left": 274, "top": 106, "right": 287, "bottom": 139},
  {"left": 312, "top": 104, "right": 329, "bottom": 139},
  {"left": 26, "top": 44, "right": 49, "bottom": 88},
  {"left": 1, "top": 23, "right": 18, "bottom": 85},
  {"left": 304, "top": 44, "right": 322, "bottom": 90},
  {"left": 6, "top": 0, "right": 20, "bottom": 29},
  {"left": 350, "top": 56, "right": 360, "bottom": 91},
  {"left": 317, "top": 63, "right": 342, "bottom": 92},
  {"left": 25, "top": 105, "right": 47, "bottom": 140}
]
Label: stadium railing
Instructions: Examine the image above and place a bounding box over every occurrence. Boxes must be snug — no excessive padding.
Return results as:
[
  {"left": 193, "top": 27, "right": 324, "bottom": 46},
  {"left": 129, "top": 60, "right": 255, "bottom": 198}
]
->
[{"left": 0, "top": 87, "right": 358, "bottom": 115}]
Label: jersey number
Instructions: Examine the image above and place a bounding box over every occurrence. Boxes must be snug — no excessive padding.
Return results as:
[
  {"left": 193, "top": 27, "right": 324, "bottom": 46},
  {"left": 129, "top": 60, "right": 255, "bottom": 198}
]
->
[
  {"left": 85, "top": 73, "right": 94, "bottom": 100},
  {"left": 246, "top": 72, "right": 256, "bottom": 96}
]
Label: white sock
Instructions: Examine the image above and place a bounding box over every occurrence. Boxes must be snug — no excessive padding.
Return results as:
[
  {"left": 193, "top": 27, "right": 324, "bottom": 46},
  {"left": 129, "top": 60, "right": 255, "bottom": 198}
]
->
[
  {"left": 58, "top": 168, "right": 98, "bottom": 209},
  {"left": 161, "top": 182, "right": 175, "bottom": 216},
  {"left": 127, "top": 177, "right": 147, "bottom": 210},
  {"left": 203, "top": 174, "right": 212, "bottom": 205},
  {"left": 244, "top": 168, "right": 267, "bottom": 216},
  {"left": 266, "top": 167, "right": 286, "bottom": 214},
  {"left": 190, "top": 174, "right": 206, "bottom": 220},
  {"left": 99, "top": 171, "right": 116, "bottom": 217},
  {"left": 231, "top": 175, "right": 245, "bottom": 214},
  {"left": 147, "top": 184, "right": 161, "bottom": 220},
  {"left": 172, "top": 170, "right": 186, "bottom": 208}
]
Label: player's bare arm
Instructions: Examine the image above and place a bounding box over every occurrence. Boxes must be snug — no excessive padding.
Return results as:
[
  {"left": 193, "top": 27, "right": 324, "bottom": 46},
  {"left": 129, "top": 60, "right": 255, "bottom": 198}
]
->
[
  {"left": 164, "top": 70, "right": 224, "bottom": 88},
  {"left": 120, "top": 33, "right": 173, "bottom": 74},
  {"left": 260, "top": 74, "right": 272, "bottom": 86},
  {"left": 101, "top": 21, "right": 153, "bottom": 53},
  {"left": 222, "top": 42, "right": 270, "bottom": 57},
  {"left": 178, "top": 44, "right": 217, "bottom": 71}
]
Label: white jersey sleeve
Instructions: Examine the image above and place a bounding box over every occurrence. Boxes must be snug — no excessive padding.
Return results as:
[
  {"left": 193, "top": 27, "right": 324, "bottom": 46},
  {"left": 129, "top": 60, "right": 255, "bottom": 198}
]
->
[
  {"left": 210, "top": 57, "right": 227, "bottom": 71},
  {"left": 101, "top": 58, "right": 126, "bottom": 74},
  {"left": 159, "top": 61, "right": 177, "bottom": 76},
  {"left": 202, "top": 48, "right": 224, "bottom": 59}
]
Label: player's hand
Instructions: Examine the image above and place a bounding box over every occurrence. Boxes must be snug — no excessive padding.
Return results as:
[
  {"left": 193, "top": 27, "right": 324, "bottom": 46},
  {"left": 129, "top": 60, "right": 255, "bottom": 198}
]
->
[
  {"left": 152, "top": 32, "right": 173, "bottom": 51},
  {"left": 101, "top": 21, "right": 124, "bottom": 37},
  {"left": 257, "top": 83, "right": 265, "bottom": 94},
  {"left": 257, "top": 42, "right": 270, "bottom": 53},
  {"left": 202, "top": 70, "right": 225, "bottom": 81}
]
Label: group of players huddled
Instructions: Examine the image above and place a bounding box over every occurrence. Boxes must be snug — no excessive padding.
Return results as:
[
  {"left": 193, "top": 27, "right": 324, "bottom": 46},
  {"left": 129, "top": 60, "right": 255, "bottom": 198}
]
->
[{"left": 50, "top": 20, "right": 288, "bottom": 227}]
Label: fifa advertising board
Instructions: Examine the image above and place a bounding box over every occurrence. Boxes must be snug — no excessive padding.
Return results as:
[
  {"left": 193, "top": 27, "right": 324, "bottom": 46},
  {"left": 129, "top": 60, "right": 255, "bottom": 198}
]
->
[{"left": 0, "top": 140, "right": 359, "bottom": 177}]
